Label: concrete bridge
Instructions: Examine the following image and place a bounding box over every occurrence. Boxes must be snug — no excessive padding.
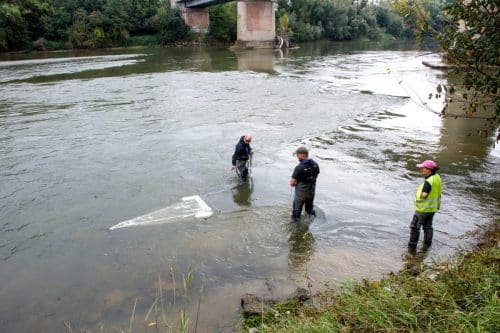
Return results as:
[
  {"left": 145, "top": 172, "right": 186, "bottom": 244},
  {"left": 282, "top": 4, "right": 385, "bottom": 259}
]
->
[{"left": 175, "top": 0, "right": 275, "bottom": 48}]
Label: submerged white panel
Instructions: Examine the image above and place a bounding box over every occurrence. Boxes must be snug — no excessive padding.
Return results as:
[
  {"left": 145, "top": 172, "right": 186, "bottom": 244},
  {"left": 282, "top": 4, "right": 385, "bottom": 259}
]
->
[{"left": 109, "top": 195, "right": 213, "bottom": 230}]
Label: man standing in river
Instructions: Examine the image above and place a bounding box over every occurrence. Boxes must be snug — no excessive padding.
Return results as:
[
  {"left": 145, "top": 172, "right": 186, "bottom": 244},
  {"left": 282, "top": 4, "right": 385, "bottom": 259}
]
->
[
  {"left": 231, "top": 134, "right": 252, "bottom": 179},
  {"left": 290, "top": 146, "right": 320, "bottom": 220},
  {"left": 408, "top": 160, "right": 442, "bottom": 250}
]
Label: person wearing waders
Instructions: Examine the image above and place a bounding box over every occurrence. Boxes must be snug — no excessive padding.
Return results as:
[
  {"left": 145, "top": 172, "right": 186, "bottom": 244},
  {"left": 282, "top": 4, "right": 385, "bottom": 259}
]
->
[
  {"left": 231, "top": 134, "right": 252, "bottom": 179},
  {"left": 290, "top": 146, "right": 320, "bottom": 220},
  {"left": 408, "top": 160, "right": 442, "bottom": 250}
]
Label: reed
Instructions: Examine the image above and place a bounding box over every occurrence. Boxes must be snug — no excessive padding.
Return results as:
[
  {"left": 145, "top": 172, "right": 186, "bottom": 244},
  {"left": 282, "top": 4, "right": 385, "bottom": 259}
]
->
[
  {"left": 64, "top": 267, "right": 203, "bottom": 333},
  {"left": 142, "top": 267, "right": 201, "bottom": 333}
]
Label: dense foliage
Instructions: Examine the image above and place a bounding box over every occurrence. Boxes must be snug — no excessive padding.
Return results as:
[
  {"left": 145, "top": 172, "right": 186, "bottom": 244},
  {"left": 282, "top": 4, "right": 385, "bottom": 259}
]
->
[
  {"left": 0, "top": 0, "right": 189, "bottom": 51},
  {"left": 393, "top": 0, "right": 499, "bottom": 117},
  {"left": 440, "top": 0, "right": 499, "bottom": 115},
  {"left": 0, "top": 0, "right": 436, "bottom": 52},
  {"left": 275, "top": 0, "right": 420, "bottom": 43},
  {"left": 391, "top": 0, "right": 446, "bottom": 39},
  {"left": 208, "top": 2, "right": 236, "bottom": 42}
]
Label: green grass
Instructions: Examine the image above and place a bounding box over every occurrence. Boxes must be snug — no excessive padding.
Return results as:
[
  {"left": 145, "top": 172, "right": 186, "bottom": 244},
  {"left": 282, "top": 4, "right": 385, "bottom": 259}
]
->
[{"left": 244, "top": 226, "right": 499, "bottom": 333}]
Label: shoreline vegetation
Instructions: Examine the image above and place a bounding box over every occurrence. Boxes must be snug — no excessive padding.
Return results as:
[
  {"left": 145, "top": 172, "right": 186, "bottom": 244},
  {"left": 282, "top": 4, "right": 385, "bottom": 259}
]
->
[
  {"left": 0, "top": 34, "right": 407, "bottom": 58},
  {"left": 1, "top": 1, "right": 445, "bottom": 54},
  {"left": 243, "top": 222, "right": 499, "bottom": 332},
  {"left": 0, "top": 36, "right": 233, "bottom": 56}
]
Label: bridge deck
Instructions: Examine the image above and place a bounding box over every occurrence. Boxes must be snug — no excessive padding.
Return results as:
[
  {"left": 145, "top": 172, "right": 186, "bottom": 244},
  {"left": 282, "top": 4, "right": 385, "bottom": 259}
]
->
[{"left": 179, "top": 0, "right": 233, "bottom": 9}]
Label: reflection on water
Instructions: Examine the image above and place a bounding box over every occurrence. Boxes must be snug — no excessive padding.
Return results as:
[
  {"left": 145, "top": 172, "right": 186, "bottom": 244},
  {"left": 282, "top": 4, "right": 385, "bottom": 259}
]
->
[
  {"left": 232, "top": 178, "right": 254, "bottom": 206},
  {"left": 0, "top": 40, "right": 428, "bottom": 85},
  {"left": 286, "top": 221, "right": 315, "bottom": 271},
  {"left": 437, "top": 95, "right": 496, "bottom": 170},
  {"left": 235, "top": 49, "right": 277, "bottom": 74},
  {"left": 403, "top": 245, "right": 431, "bottom": 272}
]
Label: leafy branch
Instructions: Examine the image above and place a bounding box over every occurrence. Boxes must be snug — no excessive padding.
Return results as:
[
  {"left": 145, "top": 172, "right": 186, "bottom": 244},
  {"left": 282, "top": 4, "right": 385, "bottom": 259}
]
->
[{"left": 393, "top": 0, "right": 499, "bottom": 120}]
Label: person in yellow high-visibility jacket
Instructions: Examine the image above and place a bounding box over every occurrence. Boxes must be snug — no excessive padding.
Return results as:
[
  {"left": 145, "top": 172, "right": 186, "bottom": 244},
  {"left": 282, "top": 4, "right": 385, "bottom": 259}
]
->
[{"left": 408, "top": 160, "right": 442, "bottom": 250}]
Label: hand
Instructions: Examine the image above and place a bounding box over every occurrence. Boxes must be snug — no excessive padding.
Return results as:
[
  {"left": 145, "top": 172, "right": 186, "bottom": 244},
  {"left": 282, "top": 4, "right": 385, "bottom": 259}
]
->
[
  {"left": 290, "top": 178, "right": 297, "bottom": 187},
  {"left": 231, "top": 166, "right": 235, "bottom": 171}
]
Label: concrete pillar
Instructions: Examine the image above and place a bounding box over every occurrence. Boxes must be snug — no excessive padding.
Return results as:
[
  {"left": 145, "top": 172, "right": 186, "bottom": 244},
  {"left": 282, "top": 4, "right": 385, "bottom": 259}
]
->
[
  {"left": 180, "top": 5, "right": 209, "bottom": 32},
  {"left": 236, "top": 0, "right": 275, "bottom": 49}
]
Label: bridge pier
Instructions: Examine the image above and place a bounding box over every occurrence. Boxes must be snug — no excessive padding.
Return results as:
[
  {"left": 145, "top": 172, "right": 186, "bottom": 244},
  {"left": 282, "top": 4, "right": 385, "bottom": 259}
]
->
[
  {"left": 179, "top": 4, "right": 209, "bottom": 32},
  {"left": 236, "top": 0, "right": 275, "bottom": 49},
  {"left": 177, "top": 0, "right": 276, "bottom": 48}
]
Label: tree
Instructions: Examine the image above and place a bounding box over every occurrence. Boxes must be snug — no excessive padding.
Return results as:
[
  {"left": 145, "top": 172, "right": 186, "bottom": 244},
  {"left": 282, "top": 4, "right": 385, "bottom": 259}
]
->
[
  {"left": 375, "top": 3, "right": 406, "bottom": 37},
  {"left": 68, "top": 8, "right": 90, "bottom": 48},
  {"left": 125, "top": 0, "right": 158, "bottom": 34},
  {"left": 278, "top": 12, "right": 290, "bottom": 36},
  {"left": 153, "top": 1, "right": 169, "bottom": 44},
  {"left": 42, "top": 5, "right": 72, "bottom": 42},
  {"left": 20, "top": 0, "right": 50, "bottom": 42},
  {"left": 0, "top": 2, "right": 29, "bottom": 50},
  {"left": 439, "top": 0, "right": 499, "bottom": 116},
  {"left": 391, "top": 0, "right": 435, "bottom": 38},
  {"left": 103, "top": 0, "right": 130, "bottom": 44},
  {"left": 163, "top": 8, "right": 189, "bottom": 43},
  {"left": 208, "top": 3, "right": 236, "bottom": 42},
  {"left": 393, "top": 0, "right": 498, "bottom": 117},
  {"left": 154, "top": 2, "right": 188, "bottom": 45}
]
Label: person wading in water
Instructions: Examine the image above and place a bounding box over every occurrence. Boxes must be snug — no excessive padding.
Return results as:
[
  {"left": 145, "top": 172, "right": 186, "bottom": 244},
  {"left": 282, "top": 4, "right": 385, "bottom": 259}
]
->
[
  {"left": 231, "top": 134, "right": 252, "bottom": 179},
  {"left": 408, "top": 160, "right": 442, "bottom": 251},
  {"left": 290, "top": 146, "right": 320, "bottom": 221}
]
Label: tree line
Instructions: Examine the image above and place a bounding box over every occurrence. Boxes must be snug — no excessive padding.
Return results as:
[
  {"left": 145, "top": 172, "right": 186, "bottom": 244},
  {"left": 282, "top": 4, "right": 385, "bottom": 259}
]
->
[
  {"left": 0, "top": 0, "right": 192, "bottom": 51},
  {"left": 275, "top": 0, "right": 438, "bottom": 43},
  {"left": 0, "top": 0, "right": 447, "bottom": 52}
]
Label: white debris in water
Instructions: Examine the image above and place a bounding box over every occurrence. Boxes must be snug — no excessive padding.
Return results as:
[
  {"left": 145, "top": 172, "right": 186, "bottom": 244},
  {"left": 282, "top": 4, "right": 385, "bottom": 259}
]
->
[{"left": 182, "top": 195, "right": 213, "bottom": 218}]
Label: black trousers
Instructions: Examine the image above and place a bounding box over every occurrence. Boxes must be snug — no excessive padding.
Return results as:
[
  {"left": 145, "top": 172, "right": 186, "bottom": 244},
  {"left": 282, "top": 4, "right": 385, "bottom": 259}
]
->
[
  {"left": 408, "top": 211, "right": 435, "bottom": 248},
  {"left": 292, "top": 188, "right": 315, "bottom": 219},
  {"left": 235, "top": 159, "right": 249, "bottom": 178}
]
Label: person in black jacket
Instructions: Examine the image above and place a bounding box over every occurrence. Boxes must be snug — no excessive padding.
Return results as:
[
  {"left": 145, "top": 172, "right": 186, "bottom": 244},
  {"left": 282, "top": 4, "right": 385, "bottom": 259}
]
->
[
  {"left": 290, "top": 146, "right": 320, "bottom": 220},
  {"left": 231, "top": 134, "right": 252, "bottom": 179}
]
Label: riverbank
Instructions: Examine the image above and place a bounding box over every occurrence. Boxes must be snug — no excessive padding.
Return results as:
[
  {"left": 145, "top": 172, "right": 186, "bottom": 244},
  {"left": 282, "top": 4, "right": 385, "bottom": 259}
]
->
[
  {"left": 1, "top": 33, "right": 414, "bottom": 57},
  {"left": 0, "top": 33, "right": 236, "bottom": 56},
  {"left": 243, "top": 222, "right": 499, "bottom": 332}
]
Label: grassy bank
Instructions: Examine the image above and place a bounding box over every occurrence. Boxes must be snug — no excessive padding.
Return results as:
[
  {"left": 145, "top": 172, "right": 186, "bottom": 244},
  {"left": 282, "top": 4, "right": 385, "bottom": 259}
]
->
[{"left": 244, "top": 225, "right": 499, "bottom": 332}]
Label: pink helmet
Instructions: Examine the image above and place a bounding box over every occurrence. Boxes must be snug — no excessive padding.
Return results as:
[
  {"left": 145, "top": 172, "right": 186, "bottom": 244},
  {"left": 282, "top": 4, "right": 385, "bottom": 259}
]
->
[{"left": 416, "top": 160, "right": 438, "bottom": 170}]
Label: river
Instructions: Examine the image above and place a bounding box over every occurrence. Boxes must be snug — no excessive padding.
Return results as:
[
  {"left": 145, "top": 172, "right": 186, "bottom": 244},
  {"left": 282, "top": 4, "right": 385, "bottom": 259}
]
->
[{"left": 0, "top": 41, "right": 498, "bottom": 332}]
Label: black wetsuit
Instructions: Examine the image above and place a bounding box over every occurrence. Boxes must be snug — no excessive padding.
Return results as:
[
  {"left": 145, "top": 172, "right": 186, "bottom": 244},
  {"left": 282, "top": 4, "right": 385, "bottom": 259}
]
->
[{"left": 291, "top": 158, "right": 320, "bottom": 219}]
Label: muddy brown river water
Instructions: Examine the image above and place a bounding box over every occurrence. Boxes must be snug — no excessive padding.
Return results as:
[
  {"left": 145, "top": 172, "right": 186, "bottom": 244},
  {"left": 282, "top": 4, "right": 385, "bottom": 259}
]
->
[{"left": 0, "top": 41, "right": 498, "bottom": 332}]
